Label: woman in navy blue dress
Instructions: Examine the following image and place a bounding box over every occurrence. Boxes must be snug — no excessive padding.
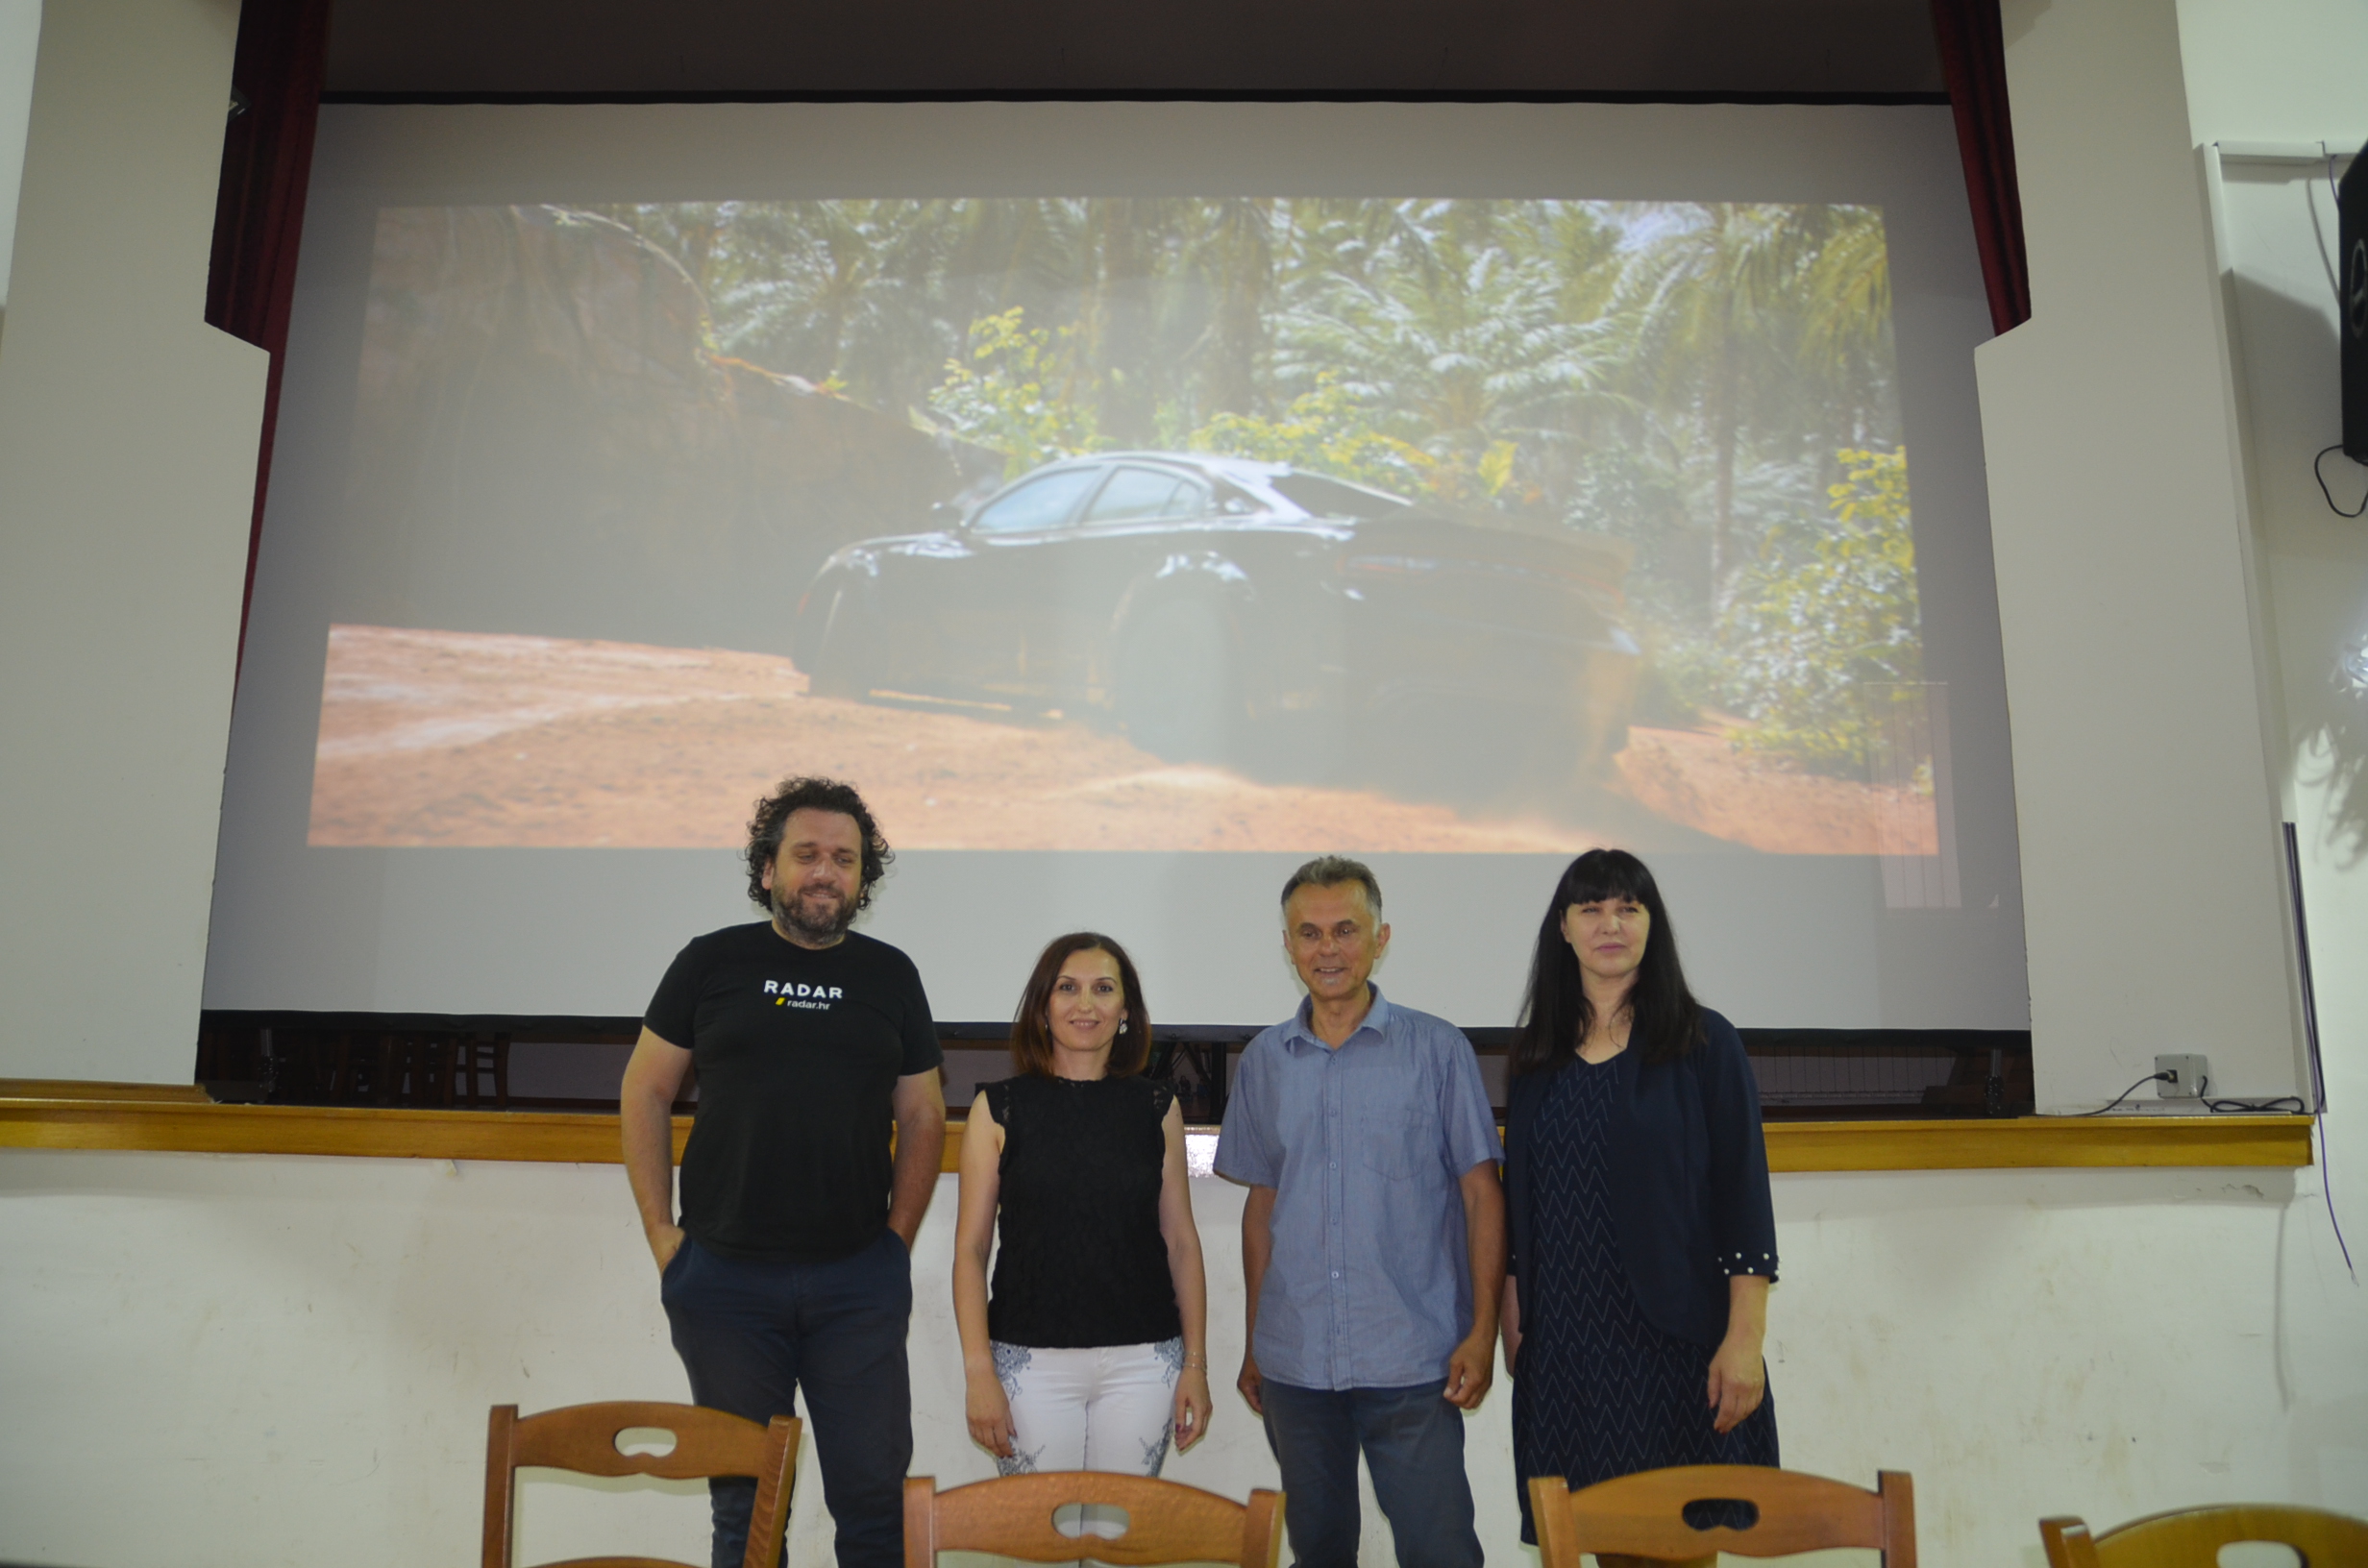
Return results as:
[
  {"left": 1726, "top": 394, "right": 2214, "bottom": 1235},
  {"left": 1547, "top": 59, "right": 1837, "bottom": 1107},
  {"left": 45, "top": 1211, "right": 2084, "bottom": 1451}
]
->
[{"left": 1501, "top": 849, "right": 1779, "bottom": 1554}]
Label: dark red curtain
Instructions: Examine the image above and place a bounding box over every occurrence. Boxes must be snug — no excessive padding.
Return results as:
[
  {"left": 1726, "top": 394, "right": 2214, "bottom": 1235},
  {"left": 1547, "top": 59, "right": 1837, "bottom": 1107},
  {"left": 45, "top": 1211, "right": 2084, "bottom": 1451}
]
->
[
  {"left": 206, "top": 0, "right": 333, "bottom": 673},
  {"left": 1929, "top": 0, "right": 2033, "bottom": 336}
]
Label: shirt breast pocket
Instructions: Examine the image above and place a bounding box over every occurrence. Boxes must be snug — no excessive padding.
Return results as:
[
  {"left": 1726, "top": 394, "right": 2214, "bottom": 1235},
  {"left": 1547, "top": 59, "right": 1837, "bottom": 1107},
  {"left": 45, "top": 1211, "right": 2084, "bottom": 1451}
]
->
[{"left": 1358, "top": 1101, "right": 1442, "bottom": 1183}]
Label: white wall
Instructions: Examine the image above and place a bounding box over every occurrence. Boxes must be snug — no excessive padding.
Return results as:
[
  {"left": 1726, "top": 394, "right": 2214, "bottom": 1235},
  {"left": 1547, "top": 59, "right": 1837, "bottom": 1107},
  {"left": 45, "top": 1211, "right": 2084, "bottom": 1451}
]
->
[
  {"left": 2175, "top": 4, "right": 2368, "bottom": 1103},
  {"left": 3, "top": 1151, "right": 2362, "bottom": 1568},
  {"left": 0, "top": 0, "right": 38, "bottom": 313},
  {"left": 0, "top": 0, "right": 268, "bottom": 1083},
  {"left": 1977, "top": 0, "right": 2304, "bottom": 1109}
]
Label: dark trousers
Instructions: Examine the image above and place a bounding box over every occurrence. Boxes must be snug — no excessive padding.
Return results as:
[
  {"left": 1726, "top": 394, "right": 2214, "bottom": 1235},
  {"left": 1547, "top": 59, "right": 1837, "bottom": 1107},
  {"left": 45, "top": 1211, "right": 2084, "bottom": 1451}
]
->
[
  {"left": 1259, "top": 1378, "right": 1483, "bottom": 1568},
  {"left": 661, "top": 1229, "right": 914, "bottom": 1568}
]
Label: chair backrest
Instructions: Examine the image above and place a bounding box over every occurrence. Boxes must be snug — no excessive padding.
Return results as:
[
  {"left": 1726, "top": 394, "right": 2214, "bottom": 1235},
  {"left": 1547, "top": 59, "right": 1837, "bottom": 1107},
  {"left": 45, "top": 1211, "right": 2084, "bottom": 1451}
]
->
[
  {"left": 1530, "top": 1465, "right": 1915, "bottom": 1568},
  {"left": 902, "top": 1472, "right": 1284, "bottom": 1568},
  {"left": 2041, "top": 1506, "right": 2368, "bottom": 1568},
  {"left": 483, "top": 1401, "right": 801, "bottom": 1568}
]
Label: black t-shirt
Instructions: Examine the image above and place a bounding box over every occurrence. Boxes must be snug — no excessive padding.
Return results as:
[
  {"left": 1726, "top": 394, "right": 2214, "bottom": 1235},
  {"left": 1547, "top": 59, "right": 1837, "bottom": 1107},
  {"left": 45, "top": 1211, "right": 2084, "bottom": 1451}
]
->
[
  {"left": 645, "top": 922, "right": 941, "bottom": 1262},
  {"left": 982, "top": 1073, "right": 1183, "bottom": 1349}
]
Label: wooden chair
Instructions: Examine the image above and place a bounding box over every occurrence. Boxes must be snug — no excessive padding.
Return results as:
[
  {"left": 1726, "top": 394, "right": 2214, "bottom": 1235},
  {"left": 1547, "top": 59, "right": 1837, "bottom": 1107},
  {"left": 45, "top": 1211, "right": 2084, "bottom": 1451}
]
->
[
  {"left": 457, "top": 1030, "right": 513, "bottom": 1108},
  {"left": 1530, "top": 1465, "right": 1915, "bottom": 1568},
  {"left": 2041, "top": 1505, "right": 2368, "bottom": 1568},
  {"left": 902, "top": 1472, "right": 1284, "bottom": 1568},
  {"left": 483, "top": 1401, "right": 801, "bottom": 1568}
]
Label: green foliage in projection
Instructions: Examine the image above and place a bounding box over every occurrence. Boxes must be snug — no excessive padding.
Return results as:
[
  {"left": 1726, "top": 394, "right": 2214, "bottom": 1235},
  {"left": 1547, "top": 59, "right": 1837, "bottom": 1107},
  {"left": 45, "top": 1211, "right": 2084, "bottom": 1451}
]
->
[
  {"left": 1260, "top": 200, "right": 1625, "bottom": 512},
  {"left": 1719, "top": 447, "right": 1922, "bottom": 774},
  {"left": 584, "top": 194, "right": 1912, "bottom": 766},
  {"left": 1189, "top": 374, "right": 1440, "bottom": 498},
  {"left": 925, "top": 308, "right": 1104, "bottom": 477}
]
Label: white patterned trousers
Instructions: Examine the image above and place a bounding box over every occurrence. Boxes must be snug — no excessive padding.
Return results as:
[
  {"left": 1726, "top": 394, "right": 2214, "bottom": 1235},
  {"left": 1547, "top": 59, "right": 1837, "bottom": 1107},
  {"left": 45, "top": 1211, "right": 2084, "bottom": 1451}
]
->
[{"left": 990, "top": 1337, "right": 1184, "bottom": 1480}]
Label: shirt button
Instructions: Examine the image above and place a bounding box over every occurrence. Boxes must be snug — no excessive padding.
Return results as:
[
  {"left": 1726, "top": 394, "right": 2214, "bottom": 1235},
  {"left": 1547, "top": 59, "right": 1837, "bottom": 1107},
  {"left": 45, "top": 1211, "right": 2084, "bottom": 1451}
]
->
[
  {"left": 1330, "top": 1161, "right": 1340, "bottom": 1169},
  {"left": 1332, "top": 1270, "right": 1341, "bottom": 1279}
]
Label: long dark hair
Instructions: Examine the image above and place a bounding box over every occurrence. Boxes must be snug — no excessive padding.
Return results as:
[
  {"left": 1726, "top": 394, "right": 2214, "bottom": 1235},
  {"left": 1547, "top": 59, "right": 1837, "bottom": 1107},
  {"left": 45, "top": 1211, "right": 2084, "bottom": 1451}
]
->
[
  {"left": 1510, "top": 849, "right": 1704, "bottom": 1076},
  {"left": 1009, "top": 932, "right": 1153, "bottom": 1078}
]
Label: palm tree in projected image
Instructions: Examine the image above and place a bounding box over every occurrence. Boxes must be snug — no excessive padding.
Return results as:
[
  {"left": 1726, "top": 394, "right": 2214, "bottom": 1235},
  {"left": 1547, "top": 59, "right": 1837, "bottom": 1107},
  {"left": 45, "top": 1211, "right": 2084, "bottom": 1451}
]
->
[
  {"left": 1607, "top": 204, "right": 1802, "bottom": 625},
  {"left": 609, "top": 197, "right": 1287, "bottom": 444},
  {"left": 1790, "top": 205, "right": 1896, "bottom": 442},
  {"left": 711, "top": 200, "right": 1077, "bottom": 419},
  {"left": 1606, "top": 203, "right": 1900, "bottom": 628},
  {"left": 1260, "top": 198, "right": 1629, "bottom": 516}
]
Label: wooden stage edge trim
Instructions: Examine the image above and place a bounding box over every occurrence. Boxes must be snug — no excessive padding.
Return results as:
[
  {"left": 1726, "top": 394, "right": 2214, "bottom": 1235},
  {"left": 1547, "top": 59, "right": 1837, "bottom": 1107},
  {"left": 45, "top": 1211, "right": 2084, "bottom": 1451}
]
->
[{"left": 0, "top": 1089, "right": 2316, "bottom": 1170}]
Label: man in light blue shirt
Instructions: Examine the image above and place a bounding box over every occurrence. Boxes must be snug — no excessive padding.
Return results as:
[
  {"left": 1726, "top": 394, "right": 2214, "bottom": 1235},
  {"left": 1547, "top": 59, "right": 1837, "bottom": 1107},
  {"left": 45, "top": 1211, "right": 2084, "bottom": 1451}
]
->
[{"left": 1216, "top": 855, "right": 1505, "bottom": 1568}]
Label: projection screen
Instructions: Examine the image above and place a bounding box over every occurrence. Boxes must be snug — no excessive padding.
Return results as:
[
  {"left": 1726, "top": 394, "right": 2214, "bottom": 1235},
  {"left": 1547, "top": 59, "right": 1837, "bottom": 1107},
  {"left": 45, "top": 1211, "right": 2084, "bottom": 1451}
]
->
[{"left": 203, "top": 101, "right": 2030, "bottom": 1028}]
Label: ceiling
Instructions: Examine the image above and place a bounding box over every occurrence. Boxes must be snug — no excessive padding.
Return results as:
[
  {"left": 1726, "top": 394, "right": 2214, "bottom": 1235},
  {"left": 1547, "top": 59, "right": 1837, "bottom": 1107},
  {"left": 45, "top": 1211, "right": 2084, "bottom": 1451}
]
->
[{"left": 322, "top": 0, "right": 1947, "bottom": 99}]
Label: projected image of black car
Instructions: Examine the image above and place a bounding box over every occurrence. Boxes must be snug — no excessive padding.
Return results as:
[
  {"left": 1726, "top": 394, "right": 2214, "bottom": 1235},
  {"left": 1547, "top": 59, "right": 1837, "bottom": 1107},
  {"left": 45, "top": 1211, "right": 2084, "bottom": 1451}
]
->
[{"left": 793, "top": 453, "right": 1640, "bottom": 789}]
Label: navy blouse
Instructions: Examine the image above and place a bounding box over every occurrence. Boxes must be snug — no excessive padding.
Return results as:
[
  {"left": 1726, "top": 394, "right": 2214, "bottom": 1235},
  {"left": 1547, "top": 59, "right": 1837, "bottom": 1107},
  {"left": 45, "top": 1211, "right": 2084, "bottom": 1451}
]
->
[{"left": 1504, "top": 1007, "right": 1778, "bottom": 1349}]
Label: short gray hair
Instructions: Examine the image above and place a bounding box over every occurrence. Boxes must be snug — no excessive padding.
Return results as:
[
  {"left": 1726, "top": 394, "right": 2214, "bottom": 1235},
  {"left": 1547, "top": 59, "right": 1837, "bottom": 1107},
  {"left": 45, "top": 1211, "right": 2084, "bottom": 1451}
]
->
[{"left": 1279, "top": 855, "right": 1383, "bottom": 922}]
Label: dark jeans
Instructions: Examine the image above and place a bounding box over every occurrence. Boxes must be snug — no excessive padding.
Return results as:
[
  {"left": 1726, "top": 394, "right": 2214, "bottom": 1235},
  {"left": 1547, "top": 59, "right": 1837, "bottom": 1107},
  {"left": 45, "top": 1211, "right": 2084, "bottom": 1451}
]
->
[
  {"left": 1259, "top": 1378, "right": 1483, "bottom": 1568},
  {"left": 661, "top": 1228, "right": 913, "bottom": 1568}
]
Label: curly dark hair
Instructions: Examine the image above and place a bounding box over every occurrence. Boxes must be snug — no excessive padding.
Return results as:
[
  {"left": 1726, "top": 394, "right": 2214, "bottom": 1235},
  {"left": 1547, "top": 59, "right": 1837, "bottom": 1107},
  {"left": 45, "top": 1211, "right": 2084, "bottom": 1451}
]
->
[
  {"left": 1009, "top": 932, "right": 1153, "bottom": 1078},
  {"left": 743, "top": 777, "right": 893, "bottom": 913}
]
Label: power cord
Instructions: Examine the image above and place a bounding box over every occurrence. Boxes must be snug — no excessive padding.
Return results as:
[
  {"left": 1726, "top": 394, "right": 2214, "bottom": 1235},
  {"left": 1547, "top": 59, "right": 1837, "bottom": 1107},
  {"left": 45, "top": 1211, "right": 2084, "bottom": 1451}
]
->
[
  {"left": 2305, "top": 145, "right": 2365, "bottom": 520},
  {"left": 2206, "top": 1104, "right": 2359, "bottom": 1282},
  {"left": 2203, "top": 1095, "right": 2307, "bottom": 1114},
  {"left": 2060, "top": 1066, "right": 2353, "bottom": 1276},
  {"left": 2314, "top": 445, "right": 2368, "bottom": 518},
  {"left": 2074, "top": 1069, "right": 2172, "bottom": 1115},
  {"left": 2198, "top": 1081, "right": 2355, "bottom": 1279},
  {"left": 2322, "top": 1114, "right": 2356, "bottom": 1281}
]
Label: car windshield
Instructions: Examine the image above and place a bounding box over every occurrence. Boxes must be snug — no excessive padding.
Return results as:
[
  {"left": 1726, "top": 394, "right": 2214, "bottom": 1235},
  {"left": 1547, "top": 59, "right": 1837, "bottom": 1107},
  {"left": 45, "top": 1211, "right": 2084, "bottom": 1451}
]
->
[
  {"left": 1269, "top": 472, "right": 1413, "bottom": 520},
  {"left": 971, "top": 468, "right": 1102, "bottom": 534}
]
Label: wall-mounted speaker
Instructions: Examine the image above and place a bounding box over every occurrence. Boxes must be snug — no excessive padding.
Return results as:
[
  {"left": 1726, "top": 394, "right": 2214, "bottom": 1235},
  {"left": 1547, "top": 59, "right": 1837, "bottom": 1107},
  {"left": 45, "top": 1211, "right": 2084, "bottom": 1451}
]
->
[{"left": 2344, "top": 139, "right": 2368, "bottom": 460}]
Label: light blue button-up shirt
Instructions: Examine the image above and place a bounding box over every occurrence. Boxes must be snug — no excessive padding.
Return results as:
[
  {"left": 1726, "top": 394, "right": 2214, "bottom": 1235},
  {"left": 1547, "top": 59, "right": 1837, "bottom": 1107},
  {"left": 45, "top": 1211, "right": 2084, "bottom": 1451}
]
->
[{"left": 1215, "top": 986, "right": 1502, "bottom": 1390}]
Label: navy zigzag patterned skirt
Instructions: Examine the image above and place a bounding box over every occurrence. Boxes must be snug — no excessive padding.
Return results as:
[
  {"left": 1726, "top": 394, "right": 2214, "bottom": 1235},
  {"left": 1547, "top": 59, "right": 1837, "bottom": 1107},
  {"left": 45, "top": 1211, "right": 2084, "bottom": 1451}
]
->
[{"left": 1511, "top": 1055, "right": 1777, "bottom": 1545}]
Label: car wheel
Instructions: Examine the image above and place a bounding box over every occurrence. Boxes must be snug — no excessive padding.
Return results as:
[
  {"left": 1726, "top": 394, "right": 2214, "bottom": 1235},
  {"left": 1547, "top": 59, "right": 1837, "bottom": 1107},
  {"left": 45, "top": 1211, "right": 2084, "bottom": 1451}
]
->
[
  {"left": 1117, "top": 599, "right": 1239, "bottom": 763},
  {"left": 804, "top": 586, "right": 878, "bottom": 700}
]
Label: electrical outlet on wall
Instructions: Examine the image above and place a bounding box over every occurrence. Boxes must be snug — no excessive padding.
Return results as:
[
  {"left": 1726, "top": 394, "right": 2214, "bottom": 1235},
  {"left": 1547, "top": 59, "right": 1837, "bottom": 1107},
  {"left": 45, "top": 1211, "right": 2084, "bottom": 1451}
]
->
[{"left": 2155, "top": 1054, "right": 2209, "bottom": 1099}]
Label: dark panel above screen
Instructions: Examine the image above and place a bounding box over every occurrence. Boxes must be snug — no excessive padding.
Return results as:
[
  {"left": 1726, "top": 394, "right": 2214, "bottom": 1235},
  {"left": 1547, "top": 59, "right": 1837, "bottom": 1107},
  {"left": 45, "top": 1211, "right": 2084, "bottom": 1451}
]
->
[{"left": 323, "top": 0, "right": 1947, "bottom": 99}]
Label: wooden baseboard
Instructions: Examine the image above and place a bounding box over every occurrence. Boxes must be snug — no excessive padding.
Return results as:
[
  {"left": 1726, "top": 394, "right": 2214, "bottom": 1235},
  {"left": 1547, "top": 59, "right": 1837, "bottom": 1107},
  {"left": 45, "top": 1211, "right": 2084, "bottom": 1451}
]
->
[{"left": 0, "top": 1088, "right": 2315, "bottom": 1171}]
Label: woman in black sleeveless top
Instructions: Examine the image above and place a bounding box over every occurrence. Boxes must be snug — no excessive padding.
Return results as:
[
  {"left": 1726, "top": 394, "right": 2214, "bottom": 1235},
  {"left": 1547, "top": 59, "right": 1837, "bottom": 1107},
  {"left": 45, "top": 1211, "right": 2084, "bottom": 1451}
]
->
[{"left": 952, "top": 932, "right": 1214, "bottom": 1476}]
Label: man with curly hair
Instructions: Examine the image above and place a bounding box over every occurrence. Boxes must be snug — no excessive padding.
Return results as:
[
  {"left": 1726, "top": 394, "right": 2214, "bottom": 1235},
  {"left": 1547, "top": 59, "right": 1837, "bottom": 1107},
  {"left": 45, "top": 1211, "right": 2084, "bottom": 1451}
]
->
[{"left": 622, "top": 776, "right": 946, "bottom": 1568}]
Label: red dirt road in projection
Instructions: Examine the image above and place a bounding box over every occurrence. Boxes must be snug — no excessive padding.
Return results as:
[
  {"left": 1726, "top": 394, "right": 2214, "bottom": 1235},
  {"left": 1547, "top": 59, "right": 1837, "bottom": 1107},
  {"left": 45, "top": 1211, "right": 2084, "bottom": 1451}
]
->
[{"left": 307, "top": 625, "right": 1938, "bottom": 856}]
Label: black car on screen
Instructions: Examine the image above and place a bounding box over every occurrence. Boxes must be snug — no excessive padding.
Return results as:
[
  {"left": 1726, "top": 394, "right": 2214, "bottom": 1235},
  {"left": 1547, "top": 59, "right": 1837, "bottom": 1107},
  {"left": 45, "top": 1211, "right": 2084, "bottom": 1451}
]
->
[{"left": 791, "top": 452, "right": 1640, "bottom": 781}]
